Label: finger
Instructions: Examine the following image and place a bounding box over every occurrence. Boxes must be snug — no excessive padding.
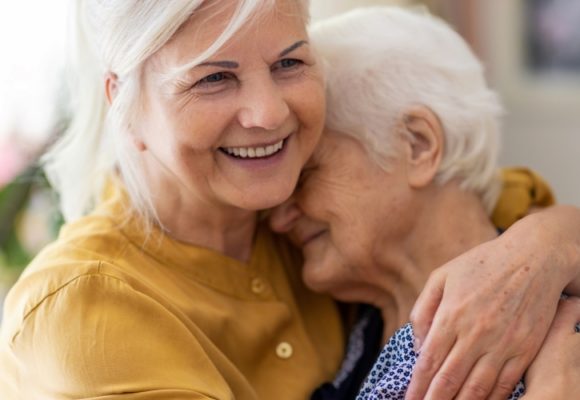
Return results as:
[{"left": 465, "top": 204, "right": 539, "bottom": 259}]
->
[
  {"left": 420, "top": 342, "right": 490, "bottom": 400},
  {"left": 410, "top": 269, "right": 446, "bottom": 350},
  {"left": 452, "top": 354, "right": 502, "bottom": 400},
  {"left": 404, "top": 328, "right": 457, "bottom": 400},
  {"left": 484, "top": 356, "right": 526, "bottom": 400}
]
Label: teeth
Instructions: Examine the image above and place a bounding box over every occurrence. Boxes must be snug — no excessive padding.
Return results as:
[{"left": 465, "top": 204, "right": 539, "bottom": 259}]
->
[{"left": 222, "top": 139, "right": 284, "bottom": 159}]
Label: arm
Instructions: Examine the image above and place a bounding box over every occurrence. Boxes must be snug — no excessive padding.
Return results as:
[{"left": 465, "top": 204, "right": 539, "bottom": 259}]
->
[
  {"left": 8, "top": 273, "right": 232, "bottom": 399},
  {"left": 523, "top": 297, "right": 580, "bottom": 399},
  {"left": 405, "top": 205, "right": 580, "bottom": 400}
]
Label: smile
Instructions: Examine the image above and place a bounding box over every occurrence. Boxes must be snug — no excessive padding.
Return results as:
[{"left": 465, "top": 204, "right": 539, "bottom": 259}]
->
[
  {"left": 220, "top": 139, "right": 285, "bottom": 158},
  {"left": 220, "top": 139, "right": 285, "bottom": 159}
]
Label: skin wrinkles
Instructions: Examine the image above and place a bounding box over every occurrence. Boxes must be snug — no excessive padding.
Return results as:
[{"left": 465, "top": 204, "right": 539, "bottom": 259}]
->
[
  {"left": 127, "top": 0, "right": 325, "bottom": 260},
  {"left": 271, "top": 128, "right": 499, "bottom": 339}
]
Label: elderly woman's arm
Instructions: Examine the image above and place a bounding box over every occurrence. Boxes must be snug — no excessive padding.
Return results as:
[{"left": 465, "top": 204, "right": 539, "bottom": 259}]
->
[{"left": 405, "top": 205, "right": 580, "bottom": 400}]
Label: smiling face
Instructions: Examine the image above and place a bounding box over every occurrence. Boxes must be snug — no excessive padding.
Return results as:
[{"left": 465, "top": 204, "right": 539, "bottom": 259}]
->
[
  {"left": 134, "top": 0, "right": 325, "bottom": 217},
  {"left": 271, "top": 131, "right": 419, "bottom": 300}
]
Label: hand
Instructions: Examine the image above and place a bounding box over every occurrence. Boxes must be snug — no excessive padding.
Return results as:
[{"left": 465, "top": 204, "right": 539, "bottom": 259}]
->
[
  {"left": 405, "top": 211, "right": 576, "bottom": 400},
  {"left": 524, "top": 297, "right": 580, "bottom": 399}
]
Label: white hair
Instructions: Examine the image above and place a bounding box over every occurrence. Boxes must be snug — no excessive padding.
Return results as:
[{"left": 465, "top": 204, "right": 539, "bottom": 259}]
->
[
  {"left": 43, "top": 0, "right": 300, "bottom": 223},
  {"left": 310, "top": 7, "right": 503, "bottom": 213}
]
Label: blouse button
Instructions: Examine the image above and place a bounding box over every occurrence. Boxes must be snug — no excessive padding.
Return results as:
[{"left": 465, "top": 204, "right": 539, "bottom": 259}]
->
[
  {"left": 276, "top": 342, "right": 293, "bottom": 359},
  {"left": 251, "top": 277, "right": 266, "bottom": 294}
]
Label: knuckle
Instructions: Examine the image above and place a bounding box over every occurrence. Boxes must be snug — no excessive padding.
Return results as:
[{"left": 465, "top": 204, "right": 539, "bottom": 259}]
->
[
  {"left": 415, "top": 353, "right": 441, "bottom": 375},
  {"left": 433, "top": 371, "right": 461, "bottom": 394},
  {"left": 494, "top": 372, "right": 521, "bottom": 396},
  {"left": 462, "top": 380, "right": 491, "bottom": 399},
  {"left": 494, "top": 379, "right": 517, "bottom": 395}
]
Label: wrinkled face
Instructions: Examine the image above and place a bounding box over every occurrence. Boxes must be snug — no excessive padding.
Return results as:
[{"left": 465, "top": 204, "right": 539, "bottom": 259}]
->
[
  {"left": 271, "top": 131, "right": 414, "bottom": 300},
  {"left": 135, "top": 0, "right": 325, "bottom": 212}
]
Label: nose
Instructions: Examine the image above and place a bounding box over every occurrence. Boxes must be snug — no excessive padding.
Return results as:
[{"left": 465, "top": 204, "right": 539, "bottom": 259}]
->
[
  {"left": 238, "top": 75, "right": 290, "bottom": 130},
  {"left": 269, "top": 196, "right": 303, "bottom": 234}
]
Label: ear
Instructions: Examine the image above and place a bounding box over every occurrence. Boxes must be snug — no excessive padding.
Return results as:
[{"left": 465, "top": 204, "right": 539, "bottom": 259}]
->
[
  {"left": 400, "top": 105, "right": 444, "bottom": 188},
  {"left": 104, "top": 72, "right": 118, "bottom": 105},
  {"left": 105, "top": 73, "right": 148, "bottom": 152}
]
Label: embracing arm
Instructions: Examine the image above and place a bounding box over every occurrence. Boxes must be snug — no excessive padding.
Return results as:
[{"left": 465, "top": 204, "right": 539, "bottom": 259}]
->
[{"left": 405, "top": 205, "right": 580, "bottom": 400}]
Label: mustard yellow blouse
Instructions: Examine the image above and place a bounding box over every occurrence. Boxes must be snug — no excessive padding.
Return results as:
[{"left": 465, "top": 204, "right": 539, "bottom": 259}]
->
[
  {"left": 0, "top": 167, "right": 554, "bottom": 399},
  {"left": 492, "top": 167, "right": 555, "bottom": 230},
  {"left": 0, "top": 182, "right": 344, "bottom": 399}
]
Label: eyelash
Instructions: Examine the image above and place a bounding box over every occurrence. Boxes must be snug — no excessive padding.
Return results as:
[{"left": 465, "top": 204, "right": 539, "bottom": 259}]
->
[
  {"left": 193, "top": 71, "right": 236, "bottom": 89},
  {"left": 272, "top": 58, "right": 304, "bottom": 72}
]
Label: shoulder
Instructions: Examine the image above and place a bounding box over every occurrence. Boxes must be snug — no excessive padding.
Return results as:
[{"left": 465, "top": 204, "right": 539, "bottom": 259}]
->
[
  {"left": 2, "top": 214, "right": 131, "bottom": 337},
  {"left": 1, "top": 264, "right": 234, "bottom": 398}
]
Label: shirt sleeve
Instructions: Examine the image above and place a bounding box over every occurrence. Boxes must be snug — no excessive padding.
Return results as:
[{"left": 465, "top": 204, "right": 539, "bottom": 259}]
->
[
  {"left": 492, "top": 167, "right": 556, "bottom": 231},
  {"left": 9, "top": 272, "right": 236, "bottom": 399}
]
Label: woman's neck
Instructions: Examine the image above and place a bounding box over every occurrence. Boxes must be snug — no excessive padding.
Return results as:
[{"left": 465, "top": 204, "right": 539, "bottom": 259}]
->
[
  {"left": 372, "top": 184, "right": 499, "bottom": 340},
  {"left": 149, "top": 181, "right": 258, "bottom": 263}
]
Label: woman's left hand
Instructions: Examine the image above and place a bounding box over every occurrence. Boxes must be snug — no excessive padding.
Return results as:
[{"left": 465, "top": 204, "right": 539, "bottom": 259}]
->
[{"left": 404, "top": 206, "right": 580, "bottom": 400}]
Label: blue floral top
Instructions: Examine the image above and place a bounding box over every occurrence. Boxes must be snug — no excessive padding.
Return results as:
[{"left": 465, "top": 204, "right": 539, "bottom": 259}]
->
[{"left": 356, "top": 323, "right": 526, "bottom": 400}]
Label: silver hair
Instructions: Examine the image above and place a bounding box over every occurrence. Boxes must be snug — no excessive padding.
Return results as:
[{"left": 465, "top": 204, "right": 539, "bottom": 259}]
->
[{"left": 310, "top": 7, "right": 503, "bottom": 213}]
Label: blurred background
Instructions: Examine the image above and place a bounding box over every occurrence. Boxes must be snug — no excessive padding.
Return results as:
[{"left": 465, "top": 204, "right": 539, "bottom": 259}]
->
[{"left": 1, "top": 0, "right": 580, "bottom": 315}]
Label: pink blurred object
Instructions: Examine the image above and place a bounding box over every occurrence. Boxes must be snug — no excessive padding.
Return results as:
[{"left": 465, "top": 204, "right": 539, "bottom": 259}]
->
[{"left": 0, "top": 141, "right": 27, "bottom": 186}]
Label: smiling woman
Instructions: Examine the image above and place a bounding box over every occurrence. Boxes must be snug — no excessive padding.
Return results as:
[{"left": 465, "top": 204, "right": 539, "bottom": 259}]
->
[{"left": 0, "top": 1, "right": 344, "bottom": 399}]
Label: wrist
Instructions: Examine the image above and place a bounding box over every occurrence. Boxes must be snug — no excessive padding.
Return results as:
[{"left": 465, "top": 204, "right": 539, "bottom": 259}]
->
[{"left": 501, "top": 211, "right": 575, "bottom": 292}]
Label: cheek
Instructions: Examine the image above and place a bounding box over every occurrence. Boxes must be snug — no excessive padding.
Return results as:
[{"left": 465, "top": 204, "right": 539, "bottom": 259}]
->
[
  {"left": 145, "top": 92, "right": 236, "bottom": 152},
  {"left": 297, "top": 185, "right": 328, "bottom": 222},
  {"left": 289, "top": 75, "right": 325, "bottom": 139}
]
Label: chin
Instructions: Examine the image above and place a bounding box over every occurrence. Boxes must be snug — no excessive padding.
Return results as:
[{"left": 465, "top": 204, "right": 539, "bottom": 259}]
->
[
  {"left": 239, "top": 185, "right": 295, "bottom": 211},
  {"left": 237, "top": 191, "right": 292, "bottom": 211},
  {"left": 301, "top": 261, "right": 340, "bottom": 295}
]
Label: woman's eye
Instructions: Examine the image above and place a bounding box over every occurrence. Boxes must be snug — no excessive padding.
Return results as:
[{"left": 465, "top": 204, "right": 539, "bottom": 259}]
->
[
  {"left": 280, "top": 59, "right": 299, "bottom": 68},
  {"left": 195, "top": 72, "right": 228, "bottom": 86},
  {"left": 273, "top": 58, "right": 304, "bottom": 72}
]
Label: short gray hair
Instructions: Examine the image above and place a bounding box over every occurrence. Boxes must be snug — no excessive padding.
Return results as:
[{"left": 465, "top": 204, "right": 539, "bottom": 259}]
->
[{"left": 310, "top": 7, "right": 503, "bottom": 212}]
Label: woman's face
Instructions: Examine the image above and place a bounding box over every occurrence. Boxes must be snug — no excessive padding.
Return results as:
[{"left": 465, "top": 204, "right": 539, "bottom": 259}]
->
[
  {"left": 135, "top": 0, "right": 325, "bottom": 212},
  {"left": 271, "top": 131, "right": 416, "bottom": 301}
]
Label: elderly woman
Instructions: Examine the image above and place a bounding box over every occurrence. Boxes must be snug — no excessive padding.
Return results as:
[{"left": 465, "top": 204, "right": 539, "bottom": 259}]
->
[{"left": 271, "top": 7, "right": 580, "bottom": 400}]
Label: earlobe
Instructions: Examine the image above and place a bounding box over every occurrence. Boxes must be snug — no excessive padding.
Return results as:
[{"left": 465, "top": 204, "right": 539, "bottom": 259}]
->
[
  {"left": 131, "top": 134, "right": 147, "bottom": 152},
  {"left": 401, "top": 106, "right": 444, "bottom": 188}
]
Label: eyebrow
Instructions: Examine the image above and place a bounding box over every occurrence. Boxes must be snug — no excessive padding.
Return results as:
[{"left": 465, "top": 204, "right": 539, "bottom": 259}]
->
[
  {"left": 193, "top": 40, "right": 308, "bottom": 70},
  {"left": 279, "top": 40, "right": 308, "bottom": 57},
  {"left": 197, "top": 60, "right": 239, "bottom": 69}
]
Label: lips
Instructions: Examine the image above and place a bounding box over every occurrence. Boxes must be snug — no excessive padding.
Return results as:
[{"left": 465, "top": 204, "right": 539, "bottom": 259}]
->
[
  {"left": 220, "top": 138, "right": 285, "bottom": 159},
  {"left": 300, "top": 229, "right": 327, "bottom": 247}
]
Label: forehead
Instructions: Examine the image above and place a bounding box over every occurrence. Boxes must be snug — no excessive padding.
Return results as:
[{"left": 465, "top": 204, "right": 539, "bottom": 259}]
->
[{"left": 157, "top": 0, "right": 308, "bottom": 66}]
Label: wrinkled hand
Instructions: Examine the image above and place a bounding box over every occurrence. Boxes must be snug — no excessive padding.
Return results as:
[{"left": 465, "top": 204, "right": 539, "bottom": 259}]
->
[
  {"left": 524, "top": 297, "right": 580, "bottom": 399},
  {"left": 405, "top": 233, "right": 567, "bottom": 400}
]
